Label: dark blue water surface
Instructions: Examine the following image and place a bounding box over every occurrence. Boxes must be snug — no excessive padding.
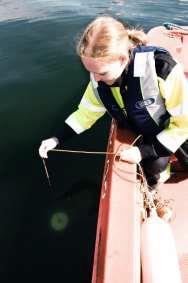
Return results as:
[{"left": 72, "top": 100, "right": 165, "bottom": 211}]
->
[{"left": 0, "top": 1, "right": 188, "bottom": 282}]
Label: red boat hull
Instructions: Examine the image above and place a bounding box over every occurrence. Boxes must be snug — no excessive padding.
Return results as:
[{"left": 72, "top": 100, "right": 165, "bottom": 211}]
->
[{"left": 92, "top": 26, "right": 188, "bottom": 283}]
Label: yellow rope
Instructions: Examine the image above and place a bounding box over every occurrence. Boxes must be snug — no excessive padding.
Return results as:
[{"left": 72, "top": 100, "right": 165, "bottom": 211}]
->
[
  {"left": 51, "top": 149, "right": 114, "bottom": 155},
  {"left": 50, "top": 134, "right": 142, "bottom": 156},
  {"left": 41, "top": 134, "right": 142, "bottom": 187}
]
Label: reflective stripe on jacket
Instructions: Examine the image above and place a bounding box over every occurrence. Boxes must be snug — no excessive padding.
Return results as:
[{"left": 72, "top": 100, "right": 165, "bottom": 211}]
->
[{"left": 65, "top": 46, "right": 188, "bottom": 153}]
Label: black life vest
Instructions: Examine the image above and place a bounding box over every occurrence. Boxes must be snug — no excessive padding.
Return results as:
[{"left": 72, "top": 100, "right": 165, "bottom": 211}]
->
[{"left": 96, "top": 45, "right": 176, "bottom": 136}]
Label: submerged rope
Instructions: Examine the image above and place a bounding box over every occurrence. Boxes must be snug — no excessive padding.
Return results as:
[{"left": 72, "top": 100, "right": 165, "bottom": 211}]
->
[{"left": 42, "top": 158, "right": 52, "bottom": 187}]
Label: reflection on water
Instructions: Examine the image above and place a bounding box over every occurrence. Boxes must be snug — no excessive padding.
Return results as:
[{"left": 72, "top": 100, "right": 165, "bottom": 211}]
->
[
  {"left": 0, "top": 0, "right": 188, "bottom": 26},
  {"left": 0, "top": 0, "right": 109, "bottom": 23},
  {"left": 0, "top": 0, "right": 76, "bottom": 22}
]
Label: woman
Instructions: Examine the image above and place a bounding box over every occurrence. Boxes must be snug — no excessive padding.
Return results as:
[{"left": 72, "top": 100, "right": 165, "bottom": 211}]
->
[{"left": 39, "top": 16, "right": 188, "bottom": 190}]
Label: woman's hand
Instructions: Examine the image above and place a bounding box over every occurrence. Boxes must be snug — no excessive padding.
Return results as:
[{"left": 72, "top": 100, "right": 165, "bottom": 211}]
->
[
  {"left": 39, "top": 137, "right": 59, "bottom": 158},
  {"left": 119, "top": 146, "right": 142, "bottom": 164}
]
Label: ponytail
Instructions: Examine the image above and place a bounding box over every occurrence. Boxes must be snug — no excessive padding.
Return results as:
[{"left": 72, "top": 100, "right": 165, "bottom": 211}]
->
[{"left": 128, "top": 29, "right": 148, "bottom": 46}]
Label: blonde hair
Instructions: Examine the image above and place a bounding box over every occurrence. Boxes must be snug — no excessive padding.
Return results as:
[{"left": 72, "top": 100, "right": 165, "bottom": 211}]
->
[{"left": 77, "top": 16, "right": 148, "bottom": 61}]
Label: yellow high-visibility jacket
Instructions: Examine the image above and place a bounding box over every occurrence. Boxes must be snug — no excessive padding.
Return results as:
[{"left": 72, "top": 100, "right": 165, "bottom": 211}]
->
[{"left": 65, "top": 55, "right": 188, "bottom": 154}]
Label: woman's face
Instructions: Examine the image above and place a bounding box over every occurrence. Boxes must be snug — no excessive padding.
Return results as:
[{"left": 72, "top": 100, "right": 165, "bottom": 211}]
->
[{"left": 81, "top": 56, "right": 128, "bottom": 85}]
